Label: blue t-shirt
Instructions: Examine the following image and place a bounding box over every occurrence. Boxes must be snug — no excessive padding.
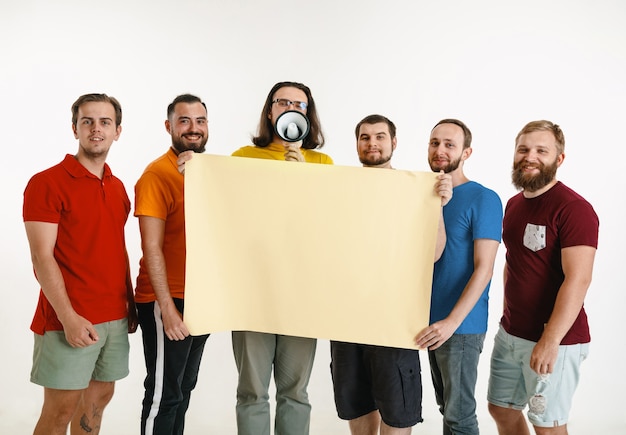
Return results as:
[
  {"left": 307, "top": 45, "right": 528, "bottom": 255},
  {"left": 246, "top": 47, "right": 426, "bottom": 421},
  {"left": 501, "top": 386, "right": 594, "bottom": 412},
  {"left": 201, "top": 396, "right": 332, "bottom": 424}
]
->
[{"left": 430, "top": 181, "right": 503, "bottom": 334}]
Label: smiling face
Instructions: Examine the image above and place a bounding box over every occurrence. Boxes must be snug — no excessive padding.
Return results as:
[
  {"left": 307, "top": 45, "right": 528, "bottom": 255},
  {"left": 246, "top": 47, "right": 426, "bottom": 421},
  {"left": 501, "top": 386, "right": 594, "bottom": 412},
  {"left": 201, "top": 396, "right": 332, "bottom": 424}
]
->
[
  {"left": 512, "top": 130, "right": 564, "bottom": 194},
  {"left": 356, "top": 122, "right": 396, "bottom": 168},
  {"left": 428, "top": 123, "right": 468, "bottom": 174},
  {"left": 72, "top": 101, "right": 121, "bottom": 160},
  {"left": 166, "top": 102, "right": 209, "bottom": 153}
]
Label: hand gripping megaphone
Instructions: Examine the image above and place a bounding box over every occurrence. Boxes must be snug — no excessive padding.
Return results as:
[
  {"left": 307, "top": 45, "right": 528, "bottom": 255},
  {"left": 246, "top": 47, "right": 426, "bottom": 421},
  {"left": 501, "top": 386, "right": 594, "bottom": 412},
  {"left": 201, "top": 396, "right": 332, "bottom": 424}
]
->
[{"left": 275, "top": 110, "right": 310, "bottom": 143}]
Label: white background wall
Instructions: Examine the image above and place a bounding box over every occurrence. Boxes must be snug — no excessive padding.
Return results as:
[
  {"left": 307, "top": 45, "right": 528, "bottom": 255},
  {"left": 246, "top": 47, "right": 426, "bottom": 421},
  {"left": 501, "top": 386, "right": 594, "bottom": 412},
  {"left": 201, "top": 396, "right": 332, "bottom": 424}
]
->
[{"left": 1, "top": 1, "right": 625, "bottom": 433}]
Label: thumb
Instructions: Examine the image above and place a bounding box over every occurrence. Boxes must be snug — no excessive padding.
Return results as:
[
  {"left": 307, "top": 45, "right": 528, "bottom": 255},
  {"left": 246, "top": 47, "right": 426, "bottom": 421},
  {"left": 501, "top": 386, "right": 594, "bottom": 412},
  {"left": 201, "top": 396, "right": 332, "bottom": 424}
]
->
[{"left": 86, "top": 325, "right": 99, "bottom": 342}]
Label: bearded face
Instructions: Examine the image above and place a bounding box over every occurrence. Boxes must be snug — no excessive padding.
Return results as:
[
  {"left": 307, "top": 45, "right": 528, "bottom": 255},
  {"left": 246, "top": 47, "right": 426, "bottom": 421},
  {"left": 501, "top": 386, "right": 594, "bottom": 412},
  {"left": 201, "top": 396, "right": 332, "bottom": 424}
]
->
[
  {"left": 171, "top": 132, "right": 208, "bottom": 154},
  {"left": 359, "top": 148, "right": 393, "bottom": 166},
  {"left": 511, "top": 157, "right": 558, "bottom": 192},
  {"left": 356, "top": 122, "right": 396, "bottom": 168},
  {"left": 428, "top": 123, "right": 466, "bottom": 174},
  {"left": 429, "top": 154, "right": 462, "bottom": 174},
  {"left": 167, "top": 101, "right": 209, "bottom": 154}
]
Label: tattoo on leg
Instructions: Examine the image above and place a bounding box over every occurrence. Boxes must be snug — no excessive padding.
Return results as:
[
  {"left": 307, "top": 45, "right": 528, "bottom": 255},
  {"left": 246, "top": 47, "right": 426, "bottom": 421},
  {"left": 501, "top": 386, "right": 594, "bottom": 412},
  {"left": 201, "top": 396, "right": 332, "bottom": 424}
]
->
[
  {"left": 91, "top": 403, "right": 103, "bottom": 420},
  {"left": 79, "top": 414, "right": 93, "bottom": 433},
  {"left": 79, "top": 404, "right": 103, "bottom": 433}
]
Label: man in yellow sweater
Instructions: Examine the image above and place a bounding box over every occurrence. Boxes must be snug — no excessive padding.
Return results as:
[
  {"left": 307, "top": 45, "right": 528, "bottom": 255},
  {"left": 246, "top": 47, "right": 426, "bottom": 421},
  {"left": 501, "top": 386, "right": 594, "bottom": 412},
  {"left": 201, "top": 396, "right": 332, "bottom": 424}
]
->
[{"left": 230, "top": 81, "right": 332, "bottom": 435}]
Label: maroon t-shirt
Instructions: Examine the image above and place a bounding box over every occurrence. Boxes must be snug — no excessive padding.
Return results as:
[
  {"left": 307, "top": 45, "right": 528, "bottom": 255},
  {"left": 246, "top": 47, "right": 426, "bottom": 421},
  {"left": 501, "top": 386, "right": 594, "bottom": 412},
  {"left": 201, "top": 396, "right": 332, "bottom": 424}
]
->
[{"left": 501, "top": 182, "right": 598, "bottom": 344}]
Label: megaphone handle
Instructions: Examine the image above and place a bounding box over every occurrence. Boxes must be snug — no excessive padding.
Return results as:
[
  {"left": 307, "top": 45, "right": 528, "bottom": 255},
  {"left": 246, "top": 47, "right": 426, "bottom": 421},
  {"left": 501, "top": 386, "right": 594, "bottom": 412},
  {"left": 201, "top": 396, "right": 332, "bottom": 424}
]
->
[{"left": 284, "top": 142, "right": 304, "bottom": 162}]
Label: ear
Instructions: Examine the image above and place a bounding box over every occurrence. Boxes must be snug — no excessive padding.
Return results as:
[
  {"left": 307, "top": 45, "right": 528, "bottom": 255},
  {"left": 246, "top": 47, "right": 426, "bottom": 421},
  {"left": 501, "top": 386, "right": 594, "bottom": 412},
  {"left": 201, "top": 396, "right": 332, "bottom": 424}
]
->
[
  {"left": 113, "top": 125, "right": 122, "bottom": 141},
  {"left": 165, "top": 119, "right": 171, "bottom": 134},
  {"left": 462, "top": 147, "right": 473, "bottom": 160},
  {"left": 72, "top": 123, "right": 78, "bottom": 139},
  {"left": 556, "top": 152, "right": 565, "bottom": 167},
  {"left": 392, "top": 136, "right": 398, "bottom": 151}
]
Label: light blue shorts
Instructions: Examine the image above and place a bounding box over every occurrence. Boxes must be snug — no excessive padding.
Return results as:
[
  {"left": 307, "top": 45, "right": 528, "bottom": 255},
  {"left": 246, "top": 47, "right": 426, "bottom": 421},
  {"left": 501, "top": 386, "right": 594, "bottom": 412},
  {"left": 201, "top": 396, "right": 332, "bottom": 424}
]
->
[
  {"left": 487, "top": 325, "right": 589, "bottom": 428},
  {"left": 31, "top": 318, "right": 130, "bottom": 390}
]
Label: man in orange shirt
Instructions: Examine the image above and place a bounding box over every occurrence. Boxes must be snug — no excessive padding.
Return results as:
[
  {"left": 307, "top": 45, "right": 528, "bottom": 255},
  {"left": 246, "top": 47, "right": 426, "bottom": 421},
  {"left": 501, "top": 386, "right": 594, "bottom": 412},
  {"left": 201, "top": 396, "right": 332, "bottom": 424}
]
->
[{"left": 134, "top": 94, "right": 211, "bottom": 435}]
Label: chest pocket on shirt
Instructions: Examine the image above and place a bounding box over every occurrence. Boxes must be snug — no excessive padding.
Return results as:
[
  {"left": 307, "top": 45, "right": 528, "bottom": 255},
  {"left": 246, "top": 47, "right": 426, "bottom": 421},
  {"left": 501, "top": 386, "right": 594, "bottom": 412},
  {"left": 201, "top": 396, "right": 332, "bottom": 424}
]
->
[{"left": 523, "top": 223, "right": 546, "bottom": 252}]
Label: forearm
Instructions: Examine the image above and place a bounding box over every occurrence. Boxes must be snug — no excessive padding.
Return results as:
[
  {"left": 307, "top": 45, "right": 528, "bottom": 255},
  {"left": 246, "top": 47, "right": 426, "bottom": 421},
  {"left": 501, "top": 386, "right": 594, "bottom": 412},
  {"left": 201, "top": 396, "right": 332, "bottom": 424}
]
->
[
  {"left": 433, "top": 171, "right": 451, "bottom": 262},
  {"left": 541, "top": 279, "right": 590, "bottom": 344},
  {"left": 434, "top": 210, "right": 446, "bottom": 261},
  {"left": 143, "top": 246, "right": 176, "bottom": 311},
  {"left": 446, "top": 268, "right": 494, "bottom": 326},
  {"left": 125, "top": 251, "right": 136, "bottom": 307},
  {"left": 141, "top": 236, "right": 188, "bottom": 339},
  {"left": 541, "top": 245, "right": 595, "bottom": 344},
  {"left": 446, "top": 239, "right": 499, "bottom": 325},
  {"left": 31, "top": 255, "right": 77, "bottom": 323}
]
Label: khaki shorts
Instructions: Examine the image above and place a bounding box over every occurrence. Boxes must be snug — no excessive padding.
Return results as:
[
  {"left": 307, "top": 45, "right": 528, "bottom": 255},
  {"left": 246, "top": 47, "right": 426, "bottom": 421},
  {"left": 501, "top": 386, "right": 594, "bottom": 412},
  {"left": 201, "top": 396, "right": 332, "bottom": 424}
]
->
[{"left": 31, "top": 318, "right": 130, "bottom": 390}]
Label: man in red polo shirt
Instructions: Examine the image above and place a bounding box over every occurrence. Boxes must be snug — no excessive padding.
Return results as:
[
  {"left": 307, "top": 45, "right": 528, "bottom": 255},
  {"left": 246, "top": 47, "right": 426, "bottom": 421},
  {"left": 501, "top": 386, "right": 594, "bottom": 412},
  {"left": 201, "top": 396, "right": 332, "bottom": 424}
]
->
[{"left": 23, "top": 93, "right": 137, "bottom": 435}]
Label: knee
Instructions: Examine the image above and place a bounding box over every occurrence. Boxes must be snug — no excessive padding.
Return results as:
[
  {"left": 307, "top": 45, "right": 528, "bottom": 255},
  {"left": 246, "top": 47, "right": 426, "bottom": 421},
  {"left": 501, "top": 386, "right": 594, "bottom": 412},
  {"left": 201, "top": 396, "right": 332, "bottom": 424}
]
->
[
  {"left": 99, "top": 384, "right": 115, "bottom": 406},
  {"left": 488, "top": 402, "right": 523, "bottom": 425},
  {"left": 89, "top": 381, "right": 115, "bottom": 408},
  {"left": 488, "top": 402, "right": 507, "bottom": 421},
  {"left": 53, "top": 405, "right": 78, "bottom": 426},
  {"left": 276, "top": 379, "right": 309, "bottom": 401},
  {"left": 39, "top": 399, "right": 79, "bottom": 429}
]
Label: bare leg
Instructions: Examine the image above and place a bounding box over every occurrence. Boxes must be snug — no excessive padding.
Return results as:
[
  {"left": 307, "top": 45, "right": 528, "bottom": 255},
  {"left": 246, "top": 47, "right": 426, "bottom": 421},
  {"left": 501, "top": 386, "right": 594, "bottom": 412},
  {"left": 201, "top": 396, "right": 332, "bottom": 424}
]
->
[
  {"left": 534, "top": 425, "right": 568, "bottom": 435},
  {"left": 349, "top": 410, "right": 381, "bottom": 435},
  {"left": 70, "top": 380, "right": 115, "bottom": 435},
  {"left": 380, "top": 420, "right": 412, "bottom": 435},
  {"left": 488, "top": 403, "right": 531, "bottom": 435},
  {"left": 33, "top": 387, "right": 82, "bottom": 435}
]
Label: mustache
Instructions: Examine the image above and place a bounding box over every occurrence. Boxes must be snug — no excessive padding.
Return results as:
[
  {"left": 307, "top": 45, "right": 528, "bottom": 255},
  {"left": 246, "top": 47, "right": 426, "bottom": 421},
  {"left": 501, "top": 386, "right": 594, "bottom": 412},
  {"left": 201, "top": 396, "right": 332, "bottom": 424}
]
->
[
  {"left": 514, "top": 160, "right": 542, "bottom": 170},
  {"left": 511, "top": 159, "right": 557, "bottom": 192}
]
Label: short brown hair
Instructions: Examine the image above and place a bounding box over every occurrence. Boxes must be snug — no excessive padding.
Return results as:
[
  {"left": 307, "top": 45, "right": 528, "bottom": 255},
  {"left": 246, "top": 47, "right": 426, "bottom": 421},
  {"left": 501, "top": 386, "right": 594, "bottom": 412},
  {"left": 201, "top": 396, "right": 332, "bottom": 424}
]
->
[
  {"left": 167, "top": 94, "right": 207, "bottom": 120},
  {"left": 355, "top": 114, "right": 396, "bottom": 140},
  {"left": 71, "top": 93, "right": 122, "bottom": 127},
  {"left": 432, "top": 119, "right": 472, "bottom": 149},
  {"left": 515, "top": 120, "right": 565, "bottom": 154}
]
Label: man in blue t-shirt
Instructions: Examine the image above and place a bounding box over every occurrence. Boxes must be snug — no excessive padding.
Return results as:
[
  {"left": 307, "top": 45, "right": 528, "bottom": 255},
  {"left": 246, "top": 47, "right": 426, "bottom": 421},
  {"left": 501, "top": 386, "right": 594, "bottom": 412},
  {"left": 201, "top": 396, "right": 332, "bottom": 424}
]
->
[{"left": 415, "top": 119, "right": 503, "bottom": 435}]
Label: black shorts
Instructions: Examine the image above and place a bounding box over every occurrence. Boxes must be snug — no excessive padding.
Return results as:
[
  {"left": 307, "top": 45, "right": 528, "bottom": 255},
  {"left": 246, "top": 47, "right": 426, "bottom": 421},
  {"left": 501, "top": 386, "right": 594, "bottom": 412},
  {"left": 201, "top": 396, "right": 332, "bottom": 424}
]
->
[{"left": 330, "top": 341, "right": 423, "bottom": 428}]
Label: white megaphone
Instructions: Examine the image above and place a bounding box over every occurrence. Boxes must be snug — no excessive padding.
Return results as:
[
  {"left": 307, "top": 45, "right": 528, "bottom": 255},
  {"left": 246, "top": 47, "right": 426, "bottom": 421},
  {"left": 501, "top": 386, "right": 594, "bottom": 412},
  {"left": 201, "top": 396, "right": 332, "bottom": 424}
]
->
[{"left": 275, "top": 110, "right": 310, "bottom": 143}]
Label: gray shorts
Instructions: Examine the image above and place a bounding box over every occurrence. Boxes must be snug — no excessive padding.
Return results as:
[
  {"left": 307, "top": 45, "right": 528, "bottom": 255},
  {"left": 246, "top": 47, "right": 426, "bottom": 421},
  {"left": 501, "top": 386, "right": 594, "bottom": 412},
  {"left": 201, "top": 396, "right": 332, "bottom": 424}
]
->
[
  {"left": 31, "top": 318, "right": 130, "bottom": 390},
  {"left": 487, "top": 325, "right": 589, "bottom": 428}
]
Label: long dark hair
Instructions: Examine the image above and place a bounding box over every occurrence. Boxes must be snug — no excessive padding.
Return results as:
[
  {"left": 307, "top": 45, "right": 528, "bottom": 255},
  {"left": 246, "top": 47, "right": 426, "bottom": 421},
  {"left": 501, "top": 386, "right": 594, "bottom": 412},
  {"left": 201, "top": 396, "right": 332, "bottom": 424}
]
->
[{"left": 252, "top": 81, "right": 325, "bottom": 149}]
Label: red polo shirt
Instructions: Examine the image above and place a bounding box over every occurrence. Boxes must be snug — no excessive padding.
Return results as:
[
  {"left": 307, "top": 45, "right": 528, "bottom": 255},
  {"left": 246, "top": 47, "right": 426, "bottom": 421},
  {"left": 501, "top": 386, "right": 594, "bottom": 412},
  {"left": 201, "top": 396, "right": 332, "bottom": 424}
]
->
[{"left": 23, "top": 154, "right": 130, "bottom": 333}]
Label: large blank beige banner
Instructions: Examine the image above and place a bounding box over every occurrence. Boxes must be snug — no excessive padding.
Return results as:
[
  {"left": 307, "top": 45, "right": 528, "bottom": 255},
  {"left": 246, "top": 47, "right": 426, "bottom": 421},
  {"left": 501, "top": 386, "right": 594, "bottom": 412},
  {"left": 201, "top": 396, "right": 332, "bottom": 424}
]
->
[{"left": 184, "top": 154, "right": 440, "bottom": 349}]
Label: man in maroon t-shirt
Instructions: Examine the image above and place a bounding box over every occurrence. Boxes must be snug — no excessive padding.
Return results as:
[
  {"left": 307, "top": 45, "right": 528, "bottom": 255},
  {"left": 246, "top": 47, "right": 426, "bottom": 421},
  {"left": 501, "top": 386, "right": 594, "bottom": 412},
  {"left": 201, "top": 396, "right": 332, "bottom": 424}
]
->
[{"left": 487, "top": 120, "right": 598, "bottom": 435}]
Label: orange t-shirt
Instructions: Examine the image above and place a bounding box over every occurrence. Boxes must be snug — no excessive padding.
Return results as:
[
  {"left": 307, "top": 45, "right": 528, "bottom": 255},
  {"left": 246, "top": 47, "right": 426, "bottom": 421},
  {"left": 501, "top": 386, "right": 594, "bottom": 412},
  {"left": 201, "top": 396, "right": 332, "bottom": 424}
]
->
[{"left": 134, "top": 149, "right": 186, "bottom": 302}]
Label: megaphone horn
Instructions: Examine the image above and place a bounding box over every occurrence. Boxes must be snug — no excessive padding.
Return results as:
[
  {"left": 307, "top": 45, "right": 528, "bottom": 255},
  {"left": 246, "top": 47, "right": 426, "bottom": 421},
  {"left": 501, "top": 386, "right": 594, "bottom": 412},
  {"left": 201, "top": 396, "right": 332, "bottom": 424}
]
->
[{"left": 275, "top": 110, "right": 310, "bottom": 143}]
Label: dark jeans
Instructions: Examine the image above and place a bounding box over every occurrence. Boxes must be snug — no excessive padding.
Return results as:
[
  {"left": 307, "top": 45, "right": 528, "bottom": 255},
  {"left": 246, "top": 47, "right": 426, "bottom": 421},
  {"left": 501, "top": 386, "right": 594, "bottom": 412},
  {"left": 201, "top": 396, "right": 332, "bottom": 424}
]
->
[
  {"left": 138, "top": 300, "right": 209, "bottom": 435},
  {"left": 428, "top": 333, "right": 485, "bottom": 435}
]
